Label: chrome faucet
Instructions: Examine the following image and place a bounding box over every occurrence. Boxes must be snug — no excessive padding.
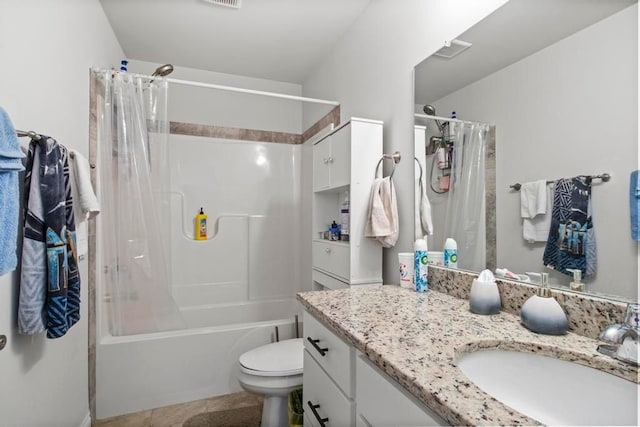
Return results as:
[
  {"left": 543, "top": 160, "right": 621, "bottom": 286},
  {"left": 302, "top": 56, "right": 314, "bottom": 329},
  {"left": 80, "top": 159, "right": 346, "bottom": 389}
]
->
[{"left": 597, "top": 303, "right": 639, "bottom": 365}]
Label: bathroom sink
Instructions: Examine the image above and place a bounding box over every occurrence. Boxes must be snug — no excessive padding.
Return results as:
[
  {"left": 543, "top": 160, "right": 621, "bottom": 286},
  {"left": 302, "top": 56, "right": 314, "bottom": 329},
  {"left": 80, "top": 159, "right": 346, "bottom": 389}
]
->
[{"left": 456, "top": 349, "right": 639, "bottom": 426}]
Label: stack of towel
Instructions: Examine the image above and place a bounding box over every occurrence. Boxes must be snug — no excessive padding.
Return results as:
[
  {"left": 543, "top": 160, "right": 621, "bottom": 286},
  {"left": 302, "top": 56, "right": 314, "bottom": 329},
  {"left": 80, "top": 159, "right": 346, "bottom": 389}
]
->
[
  {"left": 365, "top": 176, "right": 399, "bottom": 248},
  {"left": 0, "top": 107, "right": 25, "bottom": 276},
  {"left": 520, "top": 180, "right": 552, "bottom": 243}
]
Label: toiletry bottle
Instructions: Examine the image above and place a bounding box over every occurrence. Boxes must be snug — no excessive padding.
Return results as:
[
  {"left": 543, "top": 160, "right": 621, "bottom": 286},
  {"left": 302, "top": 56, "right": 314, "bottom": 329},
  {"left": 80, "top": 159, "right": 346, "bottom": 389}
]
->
[
  {"left": 566, "top": 269, "right": 584, "bottom": 291},
  {"left": 195, "top": 208, "right": 207, "bottom": 241},
  {"left": 414, "top": 238, "right": 429, "bottom": 292},
  {"left": 470, "top": 269, "right": 501, "bottom": 315},
  {"left": 340, "top": 191, "right": 350, "bottom": 241},
  {"left": 120, "top": 59, "right": 128, "bottom": 72},
  {"left": 520, "top": 273, "right": 568, "bottom": 335},
  {"left": 329, "top": 221, "right": 340, "bottom": 241},
  {"left": 443, "top": 238, "right": 458, "bottom": 268}
]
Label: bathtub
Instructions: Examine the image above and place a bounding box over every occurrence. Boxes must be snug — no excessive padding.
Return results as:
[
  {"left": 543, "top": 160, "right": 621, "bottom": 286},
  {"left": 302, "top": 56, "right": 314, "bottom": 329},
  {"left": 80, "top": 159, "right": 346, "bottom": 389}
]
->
[{"left": 95, "top": 297, "right": 302, "bottom": 419}]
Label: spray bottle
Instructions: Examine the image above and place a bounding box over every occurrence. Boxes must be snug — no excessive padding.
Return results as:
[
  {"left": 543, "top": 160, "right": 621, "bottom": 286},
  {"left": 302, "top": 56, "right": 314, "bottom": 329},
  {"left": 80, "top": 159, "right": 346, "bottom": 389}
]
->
[
  {"left": 444, "top": 238, "right": 458, "bottom": 268},
  {"left": 414, "top": 238, "right": 429, "bottom": 292}
]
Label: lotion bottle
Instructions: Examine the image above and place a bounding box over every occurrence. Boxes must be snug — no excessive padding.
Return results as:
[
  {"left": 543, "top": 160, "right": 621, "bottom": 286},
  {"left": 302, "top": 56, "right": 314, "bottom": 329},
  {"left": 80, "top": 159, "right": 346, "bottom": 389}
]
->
[
  {"left": 195, "top": 208, "right": 207, "bottom": 241},
  {"left": 520, "top": 273, "right": 568, "bottom": 335}
]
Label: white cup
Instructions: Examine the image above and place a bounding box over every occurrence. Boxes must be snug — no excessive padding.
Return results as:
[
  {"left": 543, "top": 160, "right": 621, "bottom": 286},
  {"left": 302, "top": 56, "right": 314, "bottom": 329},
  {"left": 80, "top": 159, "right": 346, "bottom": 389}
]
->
[
  {"left": 398, "top": 252, "right": 414, "bottom": 289},
  {"left": 428, "top": 251, "right": 444, "bottom": 266}
]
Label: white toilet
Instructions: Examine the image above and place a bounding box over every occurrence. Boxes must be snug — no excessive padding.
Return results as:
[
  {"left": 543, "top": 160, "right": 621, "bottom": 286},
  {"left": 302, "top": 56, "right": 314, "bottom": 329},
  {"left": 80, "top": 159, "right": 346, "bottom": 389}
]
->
[{"left": 238, "top": 338, "right": 304, "bottom": 427}]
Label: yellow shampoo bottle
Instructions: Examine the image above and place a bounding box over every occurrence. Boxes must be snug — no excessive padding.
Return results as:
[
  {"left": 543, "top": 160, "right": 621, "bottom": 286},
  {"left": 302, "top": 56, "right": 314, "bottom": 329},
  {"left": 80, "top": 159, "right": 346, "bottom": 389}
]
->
[{"left": 195, "top": 208, "right": 208, "bottom": 240}]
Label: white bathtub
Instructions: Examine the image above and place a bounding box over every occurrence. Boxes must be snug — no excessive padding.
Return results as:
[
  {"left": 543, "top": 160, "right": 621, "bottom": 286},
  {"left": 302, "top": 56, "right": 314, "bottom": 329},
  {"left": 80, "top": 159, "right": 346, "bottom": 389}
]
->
[{"left": 95, "top": 298, "right": 302, "bottom": 419}]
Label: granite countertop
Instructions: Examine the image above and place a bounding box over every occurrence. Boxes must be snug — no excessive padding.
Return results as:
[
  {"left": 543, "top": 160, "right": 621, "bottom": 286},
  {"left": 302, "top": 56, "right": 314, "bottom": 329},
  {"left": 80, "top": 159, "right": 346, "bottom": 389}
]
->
[{"left": 297, "top": 286, "right": 639, "bottom": 426}]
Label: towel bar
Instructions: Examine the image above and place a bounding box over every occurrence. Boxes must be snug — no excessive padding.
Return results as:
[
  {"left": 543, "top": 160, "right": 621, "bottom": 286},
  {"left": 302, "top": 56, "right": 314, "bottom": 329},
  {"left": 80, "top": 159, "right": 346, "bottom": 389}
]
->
[{"left": 510, "top": 173, "right": 610, "bottom": 191}]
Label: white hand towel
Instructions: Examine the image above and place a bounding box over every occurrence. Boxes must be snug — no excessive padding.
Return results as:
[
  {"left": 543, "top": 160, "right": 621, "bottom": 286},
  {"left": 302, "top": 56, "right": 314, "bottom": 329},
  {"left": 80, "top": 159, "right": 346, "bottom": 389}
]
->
[
  {"left": 365, "top": 177, "right": 398, "bottom": 247},
  {"left": 522, "top": 182, "right": 553, "bottom": 243},
  {"left": 414, "top": 177, "right": 433, "bottom": 240},
  {"left": 520, "top": 180, "right": 547, "bottom": 219},
  {"left": 70, "top": 150, "right": 100, "bottom": 220}
]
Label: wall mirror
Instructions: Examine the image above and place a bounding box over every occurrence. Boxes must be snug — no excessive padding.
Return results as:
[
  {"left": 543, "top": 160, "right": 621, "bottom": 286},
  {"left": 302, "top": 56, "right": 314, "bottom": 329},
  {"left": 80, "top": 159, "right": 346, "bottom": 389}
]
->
[{"left": 414, "top": 0, "right": 638, "bottom": 301}]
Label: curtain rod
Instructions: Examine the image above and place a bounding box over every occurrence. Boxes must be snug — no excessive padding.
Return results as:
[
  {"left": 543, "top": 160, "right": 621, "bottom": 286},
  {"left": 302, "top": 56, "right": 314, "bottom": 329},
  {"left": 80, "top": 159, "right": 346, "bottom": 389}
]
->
[
  {"left": 414, "top": 113, "right": 492, "bottom": 127},
  {"left": 166, "top": 78, "right": 339, "bottom": 106},
  {"left": 509, "top": 173, "right": 611, "bottom": 191}
]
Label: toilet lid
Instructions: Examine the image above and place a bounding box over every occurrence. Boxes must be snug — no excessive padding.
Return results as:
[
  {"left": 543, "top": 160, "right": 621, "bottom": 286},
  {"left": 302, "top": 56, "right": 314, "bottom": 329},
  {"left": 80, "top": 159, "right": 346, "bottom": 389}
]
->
[{"left": 239, "top": 338, "right": 304, "bottom": 377}]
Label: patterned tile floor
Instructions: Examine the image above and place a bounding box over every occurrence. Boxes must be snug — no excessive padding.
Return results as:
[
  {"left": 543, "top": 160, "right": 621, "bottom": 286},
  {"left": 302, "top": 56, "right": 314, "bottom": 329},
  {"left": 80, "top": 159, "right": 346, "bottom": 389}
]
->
[{"left": 93, "top": 391, "right": 263, "bottom": 427}]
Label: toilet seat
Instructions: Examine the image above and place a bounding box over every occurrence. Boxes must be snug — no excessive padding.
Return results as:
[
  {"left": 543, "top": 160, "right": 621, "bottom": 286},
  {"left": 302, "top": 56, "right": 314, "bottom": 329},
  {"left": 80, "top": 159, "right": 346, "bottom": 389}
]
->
[{"left": 239, "top": 338, "right": 303, "bottom": 377}]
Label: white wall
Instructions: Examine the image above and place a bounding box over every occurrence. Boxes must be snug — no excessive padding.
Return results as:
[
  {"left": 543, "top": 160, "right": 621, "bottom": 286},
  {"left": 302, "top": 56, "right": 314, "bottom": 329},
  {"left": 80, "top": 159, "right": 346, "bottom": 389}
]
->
[
  {"left": 302, "top": 0, "right": 508, "bottom": 284},
  {"left": 0, "top": 1, "right": 123, "bottom": 426},
  {"left": 434, "top": 4, "right": 638, "bottom": 298}
]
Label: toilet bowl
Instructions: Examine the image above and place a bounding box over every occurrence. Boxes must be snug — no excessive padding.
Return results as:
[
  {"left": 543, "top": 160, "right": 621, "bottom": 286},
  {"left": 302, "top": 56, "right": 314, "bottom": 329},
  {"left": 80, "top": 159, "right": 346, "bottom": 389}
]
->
[{"left": 238, "top": 338, "right": 304, "bottom": 427}]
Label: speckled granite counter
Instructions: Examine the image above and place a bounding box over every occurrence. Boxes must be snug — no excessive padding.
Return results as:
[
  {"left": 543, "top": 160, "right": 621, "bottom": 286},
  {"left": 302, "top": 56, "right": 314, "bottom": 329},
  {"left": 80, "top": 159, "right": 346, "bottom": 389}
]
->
[{"left": 297, "top": 286, "right": 639, "bottom": 426}]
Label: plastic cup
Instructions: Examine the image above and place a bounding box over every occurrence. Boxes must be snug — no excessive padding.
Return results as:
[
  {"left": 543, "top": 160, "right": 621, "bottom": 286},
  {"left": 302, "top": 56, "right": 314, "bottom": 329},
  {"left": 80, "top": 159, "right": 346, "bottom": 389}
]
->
[{"left": 398, "top": 252, "right": 414, "bottom": 289}]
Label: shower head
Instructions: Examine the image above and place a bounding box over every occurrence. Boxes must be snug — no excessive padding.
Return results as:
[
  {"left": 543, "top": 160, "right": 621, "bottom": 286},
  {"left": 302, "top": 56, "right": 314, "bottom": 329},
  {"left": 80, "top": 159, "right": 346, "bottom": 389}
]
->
[
  {"left": 423, "top": 105, "right": 445, "bottom": 133},
  {"left": 151, "top": 64, "right": 174, "bottom": 77}
]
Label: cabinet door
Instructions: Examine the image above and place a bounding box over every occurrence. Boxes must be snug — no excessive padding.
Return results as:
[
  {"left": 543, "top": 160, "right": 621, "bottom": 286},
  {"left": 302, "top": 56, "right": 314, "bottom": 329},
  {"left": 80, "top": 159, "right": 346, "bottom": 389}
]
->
[
  {"left": 329, "top": 123, "right": 351, "bottom": 188},
  {"left": 303, "top": 350, "right": 354, "bottom": 427},
  {"left": 313, "top": 137, "right": 332, "bottom": 191},
  {"left": 356, "top": 353, "right": 448, "bottom": 426}
]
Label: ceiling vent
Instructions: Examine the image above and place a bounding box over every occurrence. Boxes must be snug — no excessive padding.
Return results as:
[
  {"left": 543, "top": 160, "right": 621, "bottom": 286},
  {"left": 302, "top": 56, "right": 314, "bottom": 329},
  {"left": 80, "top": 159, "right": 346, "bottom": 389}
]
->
[
  {"left": 202, "top": 0, "right": 242, "bottom": 9},
  {"left": 433, "top": 39, "right": 472, "bottom": 59}
]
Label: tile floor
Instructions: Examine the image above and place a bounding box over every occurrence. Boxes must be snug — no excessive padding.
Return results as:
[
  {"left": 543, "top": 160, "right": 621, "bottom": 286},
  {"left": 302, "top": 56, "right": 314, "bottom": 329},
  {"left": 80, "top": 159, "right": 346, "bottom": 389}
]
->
[{"left": 93, "top": 391, "right": 263, "bottom": 427}]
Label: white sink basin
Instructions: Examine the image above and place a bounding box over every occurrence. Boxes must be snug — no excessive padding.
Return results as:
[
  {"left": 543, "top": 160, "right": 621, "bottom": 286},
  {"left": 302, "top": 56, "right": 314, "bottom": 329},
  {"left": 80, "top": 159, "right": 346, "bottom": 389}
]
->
[{"left": 457, "top": 349, "right": 639, "bottom": 426}]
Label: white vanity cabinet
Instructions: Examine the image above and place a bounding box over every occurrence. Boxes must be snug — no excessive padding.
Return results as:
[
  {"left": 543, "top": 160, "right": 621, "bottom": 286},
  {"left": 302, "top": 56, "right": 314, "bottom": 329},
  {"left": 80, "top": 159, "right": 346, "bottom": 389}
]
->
[
  {"left": 303, "top": 310, "right": 449, "bottom": 427},
  {"left": 312, "top": 118, "right": 383, "bottom": 290}
]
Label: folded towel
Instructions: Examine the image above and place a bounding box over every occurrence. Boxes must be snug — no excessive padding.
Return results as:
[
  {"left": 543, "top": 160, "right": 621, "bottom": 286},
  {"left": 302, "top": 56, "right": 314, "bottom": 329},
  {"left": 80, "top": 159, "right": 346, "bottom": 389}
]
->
[
  {"left": 69, "top": 149, "right": 100, "bottom": 220},
  {"left": 543, "top": 176, "right": 596, "bottom": 278},
  {"left": 414, "top": 174, "right": 433, "bottom": 239},
  {"left": 520, "top": 180, "right": 547, "bottom": 218},
  {"left": 0, "top": 107, "right": 24, "bottom": 276},
  {"left": 523, "top": 182, "right": 553, "bottom": 243},
  {"left": 365, "top": 176, "right": 399, "bottom": 248},
  {"left": 631, "top": 170, "right": 639, "bottom": 240}
]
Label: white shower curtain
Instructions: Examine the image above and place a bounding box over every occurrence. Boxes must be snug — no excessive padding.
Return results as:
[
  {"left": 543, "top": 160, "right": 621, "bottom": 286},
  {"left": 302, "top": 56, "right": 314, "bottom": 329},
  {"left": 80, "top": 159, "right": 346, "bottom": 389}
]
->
[
  {"left": 443, "top": 121, "right": 489, "bottom": 272},
  {"left": 96, "top": 70, "right": 185, "bottom": 336}
]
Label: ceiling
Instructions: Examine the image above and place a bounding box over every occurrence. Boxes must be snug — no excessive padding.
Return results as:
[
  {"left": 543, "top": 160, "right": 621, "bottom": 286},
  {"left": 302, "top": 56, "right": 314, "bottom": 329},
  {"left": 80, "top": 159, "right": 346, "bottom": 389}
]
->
[
  {"left": 415, "top": 0, "right": 636, "bottom": 105},
  {"left": 99, "top": 0, "right": 370, "bottom": 84}
]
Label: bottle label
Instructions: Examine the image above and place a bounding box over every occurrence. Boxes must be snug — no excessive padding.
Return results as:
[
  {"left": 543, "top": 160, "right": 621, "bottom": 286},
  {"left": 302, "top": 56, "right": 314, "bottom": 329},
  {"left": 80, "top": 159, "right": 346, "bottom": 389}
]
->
[
  {"left": 199, "top": 218, "right": 207, "bottom": 238},
  {"left": 414, "top": 250, "right": 429, "bottom": 292},
  {"left": 444, "top": 249, "right": 457, "bottom": 267}
]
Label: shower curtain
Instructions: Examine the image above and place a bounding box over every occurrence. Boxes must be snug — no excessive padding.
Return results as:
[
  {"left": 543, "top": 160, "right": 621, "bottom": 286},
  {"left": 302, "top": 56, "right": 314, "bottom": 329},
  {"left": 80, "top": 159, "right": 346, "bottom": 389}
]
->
[
  {"left": 96, "top": 70, "right": 185, "bottom": 336},
  {"left": 443, "top": 121, "right": 489, "bottom": 272}
]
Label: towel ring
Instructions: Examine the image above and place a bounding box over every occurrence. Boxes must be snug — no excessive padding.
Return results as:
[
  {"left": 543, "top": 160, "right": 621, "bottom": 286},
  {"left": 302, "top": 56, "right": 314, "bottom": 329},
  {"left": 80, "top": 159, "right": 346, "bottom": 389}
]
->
[{"left": 375, "top": 151, "right": 401, "bottom": 178}]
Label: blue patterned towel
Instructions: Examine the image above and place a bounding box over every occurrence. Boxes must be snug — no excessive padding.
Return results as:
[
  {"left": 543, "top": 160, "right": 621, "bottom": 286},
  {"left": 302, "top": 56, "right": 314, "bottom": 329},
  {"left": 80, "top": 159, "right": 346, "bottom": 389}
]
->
[
  {"left": 632, "top": 170, "right": 639, "bottom": 240},
  {"left": 0, "top": 107, "right": 25, "bottom": 275},
  {"left": 543, "top": 176, "right": 596, "bottom": 278}
]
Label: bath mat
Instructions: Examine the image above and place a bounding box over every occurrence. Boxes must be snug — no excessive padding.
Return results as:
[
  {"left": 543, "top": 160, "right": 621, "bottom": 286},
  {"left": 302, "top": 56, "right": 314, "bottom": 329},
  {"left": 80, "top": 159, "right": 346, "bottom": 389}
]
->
[{"left": 182, "top": 404, "right": 262, "bottom": 427}]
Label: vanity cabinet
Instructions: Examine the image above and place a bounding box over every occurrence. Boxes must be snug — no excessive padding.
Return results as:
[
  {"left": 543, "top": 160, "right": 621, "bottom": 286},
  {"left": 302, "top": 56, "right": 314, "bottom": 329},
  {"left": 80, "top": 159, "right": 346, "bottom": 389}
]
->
[
  {"left": 312, "top": 118, "right": 383, "bottom": 290},
  {"left": 303, "top": 310, "right": 448, "bottom": 427}
]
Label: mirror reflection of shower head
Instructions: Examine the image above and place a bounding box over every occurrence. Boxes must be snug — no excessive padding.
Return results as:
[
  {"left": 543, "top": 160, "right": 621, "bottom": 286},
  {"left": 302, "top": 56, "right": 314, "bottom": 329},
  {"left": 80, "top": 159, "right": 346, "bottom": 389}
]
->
[
  {"left": 151, "top": 64, "right": 174, "bottom": 77},
  {"left": 423, "top": 104, "right": 444, "bottom": 133}
]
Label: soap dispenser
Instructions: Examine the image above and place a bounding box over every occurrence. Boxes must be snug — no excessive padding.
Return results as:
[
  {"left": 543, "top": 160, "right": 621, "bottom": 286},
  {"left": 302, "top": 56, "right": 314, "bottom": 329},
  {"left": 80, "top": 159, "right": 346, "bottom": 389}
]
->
[
  {"left": 469, "top": 269, "right": 501, "bottom": 315},
  {"left": 566, "top": 269, "right": 584, "bottom": 292},
  {"left": 520, "top": 273, "right": 568, "bottom": 335}
]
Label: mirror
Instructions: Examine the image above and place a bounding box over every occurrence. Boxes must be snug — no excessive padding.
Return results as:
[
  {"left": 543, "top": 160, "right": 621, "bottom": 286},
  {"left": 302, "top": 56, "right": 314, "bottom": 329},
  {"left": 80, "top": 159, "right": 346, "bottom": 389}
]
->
[{"left": 414, "top": 0, "right": 638, "bottom": 301}]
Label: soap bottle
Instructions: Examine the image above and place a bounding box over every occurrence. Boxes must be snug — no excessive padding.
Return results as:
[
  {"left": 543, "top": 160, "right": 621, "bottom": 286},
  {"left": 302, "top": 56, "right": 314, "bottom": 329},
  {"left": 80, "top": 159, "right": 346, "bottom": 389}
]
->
[
  {"left": 443, "top": 238, "right": 458, "bottom": 268},
  {"left": 195, "top": 208, "right": 207, "bottom": 241},
  {"left": 469, "top": 269, "right": 501, "bottom": 315},
  {"left": 520, "top": 273, "right": 568, "bottom": 335},
  {"left": 566, "top": 269, "right": 584, "bottom": 292},
  {"left": 414, "top": 238, "right": 429, "bottom": 293}
]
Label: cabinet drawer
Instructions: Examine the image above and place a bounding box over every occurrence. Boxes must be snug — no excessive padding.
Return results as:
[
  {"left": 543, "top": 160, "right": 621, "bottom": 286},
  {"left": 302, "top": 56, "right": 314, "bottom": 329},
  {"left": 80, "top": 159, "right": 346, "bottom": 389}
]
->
[
  {"left": 356, "top": 352, "right": 447, "bottom": 426},
  {"left": 312, "top": 241, "right": 350, "bottom": 280},
  {"left": 303, "top": 350, "right": 354, "bottom": 427},
  {"left": 303, "top": 311, "right": 354, "bottom": 398}
]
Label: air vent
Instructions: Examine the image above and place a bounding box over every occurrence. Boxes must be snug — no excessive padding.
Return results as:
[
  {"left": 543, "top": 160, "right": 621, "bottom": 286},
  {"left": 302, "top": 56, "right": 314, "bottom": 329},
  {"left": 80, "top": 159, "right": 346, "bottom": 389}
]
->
[
  {"left": 202, "top": 0, "right": 242, "bottom": 9},
  {"left": 433, "top": 39, "right": 472, "bottom": 59}
]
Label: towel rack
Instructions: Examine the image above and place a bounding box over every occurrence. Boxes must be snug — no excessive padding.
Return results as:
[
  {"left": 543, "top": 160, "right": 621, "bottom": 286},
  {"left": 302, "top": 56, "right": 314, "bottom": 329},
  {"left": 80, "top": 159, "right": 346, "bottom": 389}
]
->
[
  {"left": 510, "top": 173, "right": 611, "bottom": 191},
  {"left": 375, "top": 151, "right": 401, "bottom": 178},
  {"left": 15, "top": 129, "right": 42, "bottom": 141}
]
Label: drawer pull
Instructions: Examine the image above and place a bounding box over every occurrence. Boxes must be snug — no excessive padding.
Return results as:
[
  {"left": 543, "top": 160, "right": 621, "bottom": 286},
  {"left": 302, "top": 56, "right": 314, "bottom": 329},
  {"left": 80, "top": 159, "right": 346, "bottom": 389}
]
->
[
  {"left": 307, "top": 337, "right": 329, "bottom": 356},
  {"left": 324, "top": 248, "right": 331, "bottom": 254},
  {"left": 323, "top": 157, "right": 329, "bottom": 164},
  {"left": 307, "top": 400, "right": 329, "bottom": 426}
]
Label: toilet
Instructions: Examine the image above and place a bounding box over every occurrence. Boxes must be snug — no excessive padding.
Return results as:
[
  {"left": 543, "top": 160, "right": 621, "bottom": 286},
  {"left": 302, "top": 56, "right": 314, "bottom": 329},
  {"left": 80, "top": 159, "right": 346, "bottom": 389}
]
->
[{"left": 238, "top": 338, "right": 304, "bottom": 427}]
